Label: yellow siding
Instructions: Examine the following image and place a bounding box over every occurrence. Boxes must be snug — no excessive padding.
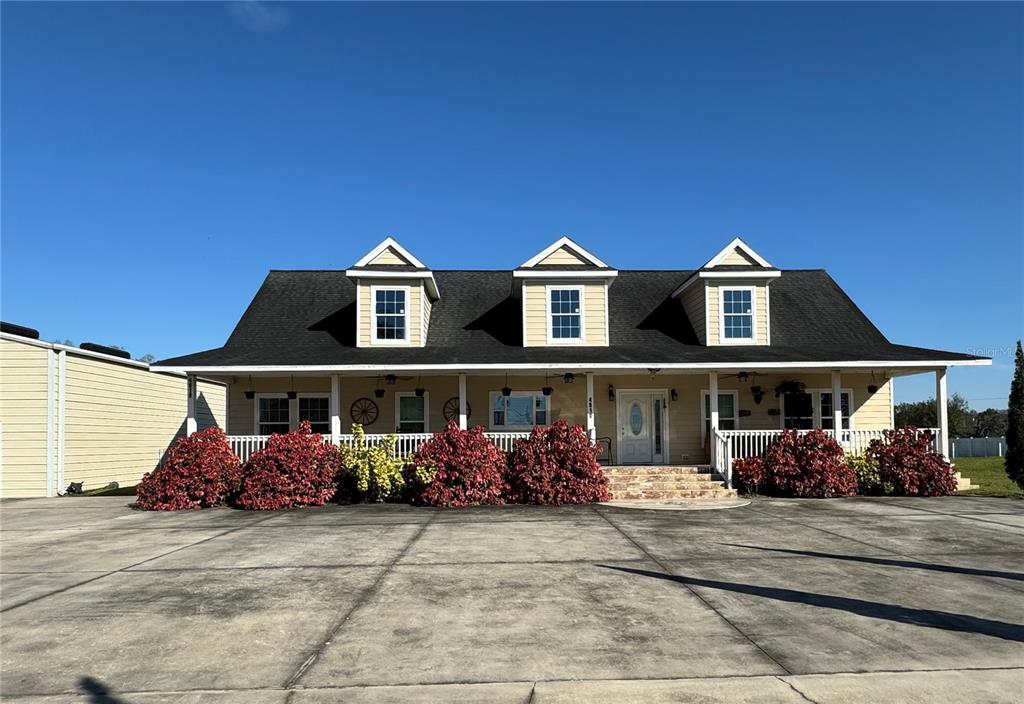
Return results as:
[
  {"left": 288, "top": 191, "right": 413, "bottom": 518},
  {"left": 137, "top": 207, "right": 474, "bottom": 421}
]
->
[
  {"left": 0, "top": 340, "right": 50, "bottom": 497},
  {"left": 536, "top": 246, "right": 592, "bottom": 267},
  {"left": 705, "top": 280, "right": 770, "bottom": 345},
  {"left": 357, "top": 279, "right": 423, "bottom": 347},
  {"left": 717, "top": 247, "right": 760, "bottom": 266},
  {"left": 366, "top": 247, "right": 412, "bottom": 266},
  {"left": 0, "top": 338, "right": 227, "bottom": 496},
  {"left": 522, "top": 281, "right": 608, "bottom": 347},
  {"left": 62, "top": 356, "right": 226, "bottom": 491},
  {"left": 421, "top": 284, "right": 432, "bottom": 345},
  {"left": 680, "top": 283, "right": 707, "bottom": 344}
]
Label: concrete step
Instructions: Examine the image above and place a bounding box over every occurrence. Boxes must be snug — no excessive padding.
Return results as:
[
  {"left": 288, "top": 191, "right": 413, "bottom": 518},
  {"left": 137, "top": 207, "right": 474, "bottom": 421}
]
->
[
  {"left": 606, "top": 473, "right": 717, "bottom": 482},
  {"left": 603, "top": 465, "right": 733, "bottom": 500},
  {"left": 954, "top": 471, "right": 977, "bottom": 491},
  {"left": 607, "top": 480, "right": 725, "bottom": 491},
  {"left": 612, "top": 488, "right": 739, "bottom": 500}
]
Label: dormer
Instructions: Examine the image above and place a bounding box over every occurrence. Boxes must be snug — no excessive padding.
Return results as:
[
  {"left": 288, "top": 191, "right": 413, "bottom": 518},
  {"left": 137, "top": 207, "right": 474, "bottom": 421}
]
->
[
  {"left": 513, "top": 237, "right": 618, "bottom": 347},
  {"left": 346, "top": 237, "right": 439, "bottom": 348},
  {"left": 673, "top": 238, "right": 780, "bottom": 346}
]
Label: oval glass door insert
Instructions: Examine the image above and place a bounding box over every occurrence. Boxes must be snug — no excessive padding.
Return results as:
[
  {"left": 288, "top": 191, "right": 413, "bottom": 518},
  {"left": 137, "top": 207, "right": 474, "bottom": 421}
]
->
[{"left": 629, "top": 402, "right": 643, "bottom": 435}]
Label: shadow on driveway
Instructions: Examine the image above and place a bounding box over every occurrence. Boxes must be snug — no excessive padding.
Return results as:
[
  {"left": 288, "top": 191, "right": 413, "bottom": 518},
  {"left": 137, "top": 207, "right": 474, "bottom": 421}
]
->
[
  {"left": 719, "top": 544, "right": 1024, "bottom": 582},
  {"left": 598, "top": 564, "right": 1024, "bottom": 643}
]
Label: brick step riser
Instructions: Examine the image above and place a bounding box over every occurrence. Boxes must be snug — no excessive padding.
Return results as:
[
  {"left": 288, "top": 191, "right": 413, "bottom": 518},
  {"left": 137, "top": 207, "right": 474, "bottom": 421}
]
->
[
  {"left": 612, "top": 490, "right": 738, "bottom": 500},
  {"left": 606, "top": 474, "right": 716, "bottom": 482},
  {"left": 608, "top": 483, "right": 726, "bottom": 492}
]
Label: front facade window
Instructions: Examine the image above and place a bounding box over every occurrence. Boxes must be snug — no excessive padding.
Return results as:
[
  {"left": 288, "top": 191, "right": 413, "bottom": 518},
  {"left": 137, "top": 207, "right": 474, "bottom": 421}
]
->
[
  {"left": 298, "top": 396, "right": 331, "bottom": 434},
  {"left": 782, "top": 389, "right": 854, "bottom": 430},
  {"left": 721, "top": 287, "right": 754, "bottom": 341},
  {"left": 819, "top": 391, "right": 852, "bottom": 430},
  {"left": 257, "top": 395, "right": 290, "bottom": 435},
  {"left": 548, "top": 286, "right": 583, "bottom": 342},
  {"left": 702, "top": 391, "right": 738, "bottom": 442},
  {"left": 374, "top": 287, "right": 407, "bottom": 342},
  {"left": 396, "top": 392, "right": 428, "bottom": 433},
  {"left": 491, "top": 391, "right": 549, "bottom": 429}
]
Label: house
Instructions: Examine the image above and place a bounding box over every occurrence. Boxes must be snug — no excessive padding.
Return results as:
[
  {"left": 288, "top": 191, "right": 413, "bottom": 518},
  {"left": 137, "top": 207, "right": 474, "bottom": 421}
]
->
[
  {"left": 0, "top": 323, "right": 226, "bottom": 497},
  {"left": 153, "top": 236, "right": 989, "bottom": 494}
]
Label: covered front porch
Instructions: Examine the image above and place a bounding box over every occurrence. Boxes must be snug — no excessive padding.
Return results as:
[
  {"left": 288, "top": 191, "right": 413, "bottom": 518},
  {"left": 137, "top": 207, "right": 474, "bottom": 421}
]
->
[{"left": 183, "top": 364, "right": 953, "bottom": 487}]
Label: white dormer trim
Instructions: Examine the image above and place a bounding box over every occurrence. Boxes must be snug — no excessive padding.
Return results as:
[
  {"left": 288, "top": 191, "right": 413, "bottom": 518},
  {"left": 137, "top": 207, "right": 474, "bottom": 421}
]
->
[
  {"left": 519, "top": 236, "right": 610, "bottom": 269},
  {"left": 703, "top": 237, "right": 773, "bottom": 269},
  {"left": 353, "top": 236, "right": 428, "bottom": 269}
]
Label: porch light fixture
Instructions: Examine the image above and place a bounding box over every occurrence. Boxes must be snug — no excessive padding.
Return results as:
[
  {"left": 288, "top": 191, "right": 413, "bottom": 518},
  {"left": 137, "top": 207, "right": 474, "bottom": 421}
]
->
[
  {"left": 608, "top": 384, "right": 615, "bottom": 401},
  {"left": 244, "top": 376, "right": 255, "bottom": 400},
  {"left": 286, "top": 375, "right": 297, "bottom": 400},
  {"left": 385, "top": 374, "right": 397, "bottom": 385},
  {"left": 751, "top": 385, "right": 765, "bottom": 405},
  {"left": 562, "top": 373, "right": 575, "bottom": 384},
  {"left": 542, "top": 386, "right": 553, "bottom": 396},
  {"left": 670, "top": 388, "right": 678, "bottom": 402}
]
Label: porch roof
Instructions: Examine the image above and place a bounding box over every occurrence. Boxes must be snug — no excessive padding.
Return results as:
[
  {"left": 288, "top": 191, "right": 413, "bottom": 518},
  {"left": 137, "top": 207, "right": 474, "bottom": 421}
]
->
[{"left": 154, "top": 269, "right": 987, "bottom": 372}]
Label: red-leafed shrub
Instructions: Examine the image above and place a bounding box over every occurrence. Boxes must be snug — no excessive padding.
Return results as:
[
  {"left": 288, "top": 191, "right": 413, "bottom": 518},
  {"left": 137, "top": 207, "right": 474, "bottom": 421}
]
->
[
  {"left": 742, "top": 429, "right": 855, "bottom": 498},
  {"left": 866, "top": 427, "right": 958, "bottom": 496},
  {"left": 136, "top": 427, "right": 241, "bottom": 510},
  {"left": 506, "top": 420, "right": 610, "bottom": 504},
  {"left": 406, "top": 422, "right": 507, "bottom": 507},
  {"left": 232, "top": 422, "right": 341, "bottom": 510},
  {"left": 733, "top": 456, "right": 767, "bottom": 495}
]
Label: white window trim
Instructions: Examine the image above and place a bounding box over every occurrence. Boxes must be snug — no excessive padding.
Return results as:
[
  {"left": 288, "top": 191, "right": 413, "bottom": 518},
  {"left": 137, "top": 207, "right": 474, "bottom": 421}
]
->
[
  {"left": 546, "top": 284, "right": 586, "bottom": 345},
  {"left": 489, "top": 390, "right": 549, "bottom": 430},
  {"left": 370, "top": 285, "right": 412, "bottom": 346},
  {"left": 395, "top": 391, "right": 429, "bottom": 433},
  {"left": 718, "top": 286, "right": 757, "bottom": 345},
  {"left": 254, "top": 393, "right": 290, "bottom": 435},
  {"left": 778, "top": 388, "right": 855, "bottom": 430},
  {"left": 700, "top": 390, "right": 740, "bottom": 445},
  {"left": 297, "top": 393, "right": 331, "bottom": 433}
]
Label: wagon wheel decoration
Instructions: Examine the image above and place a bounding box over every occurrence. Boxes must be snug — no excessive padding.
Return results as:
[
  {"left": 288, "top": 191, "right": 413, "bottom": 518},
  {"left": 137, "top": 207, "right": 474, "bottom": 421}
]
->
[
  {"left": 350, "top": 397, "right": 379, "bottom": 426},
  {"left": 442, "top": 397, "right": 471, "bottom": 423}
]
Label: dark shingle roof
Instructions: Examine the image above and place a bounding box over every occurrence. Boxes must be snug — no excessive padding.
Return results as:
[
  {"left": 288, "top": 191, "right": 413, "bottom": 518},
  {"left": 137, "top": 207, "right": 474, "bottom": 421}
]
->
[{"left": 155, "top": 269, "right": 983, "bottom": 367}]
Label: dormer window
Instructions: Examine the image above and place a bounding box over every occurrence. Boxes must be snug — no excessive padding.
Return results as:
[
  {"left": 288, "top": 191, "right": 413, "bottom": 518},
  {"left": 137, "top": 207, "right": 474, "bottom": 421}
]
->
[
  {"left": 548, "top": 286, "right": 583, "bottom": 342},
  {"left": 721, "top": 287, "right": 754, "bottom": 341},
  {"left": 374, "top": 286, "right": 408, "bottom": 342}
]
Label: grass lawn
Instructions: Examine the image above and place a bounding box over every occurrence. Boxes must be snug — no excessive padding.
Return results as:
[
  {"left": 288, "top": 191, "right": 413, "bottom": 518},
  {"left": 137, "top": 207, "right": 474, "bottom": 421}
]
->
[{"left": 956, "top": 457, "right": 1023, "bottom": 499}]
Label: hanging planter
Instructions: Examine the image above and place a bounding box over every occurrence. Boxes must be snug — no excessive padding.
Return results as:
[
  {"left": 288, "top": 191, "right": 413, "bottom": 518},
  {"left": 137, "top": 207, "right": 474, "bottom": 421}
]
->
[{"left": 774, "top": 380, "right": 806, "bottom": 398}]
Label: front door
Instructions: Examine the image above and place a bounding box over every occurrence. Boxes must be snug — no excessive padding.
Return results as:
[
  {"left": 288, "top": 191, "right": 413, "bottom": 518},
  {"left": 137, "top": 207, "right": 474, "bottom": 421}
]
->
[{"left": 618, "top": 392, "right": 654, "bottom": 464}]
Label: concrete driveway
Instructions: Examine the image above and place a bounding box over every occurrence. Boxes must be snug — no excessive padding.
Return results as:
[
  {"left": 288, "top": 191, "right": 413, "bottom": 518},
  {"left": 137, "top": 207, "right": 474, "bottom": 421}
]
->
[{"left": 1, "top": 496, "right": 1022, "bottom": 703}]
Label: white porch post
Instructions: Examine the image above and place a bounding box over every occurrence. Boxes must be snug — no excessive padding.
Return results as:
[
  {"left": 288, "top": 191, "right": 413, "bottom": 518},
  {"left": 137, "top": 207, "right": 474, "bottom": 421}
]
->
[
  {"left": 709, "top": 371, "right": 720, "bottom": 465},
  {"left": 458, "top": 373, "right": 468, "bottom": 430},
  {"left": 936, "top": 367, "right": 949, "bottom": 460},
  {"left": 186, "top": 374, "right": 198, "bottom": 436},
  {"left": 831, "top": 371, "right": 843, "bottom": 443},
  {"left": 330, "top": 374, "right": 342, "bottom": 443},
  {"left": 585, "top": 372, "right": 595, "bottom": 442}
]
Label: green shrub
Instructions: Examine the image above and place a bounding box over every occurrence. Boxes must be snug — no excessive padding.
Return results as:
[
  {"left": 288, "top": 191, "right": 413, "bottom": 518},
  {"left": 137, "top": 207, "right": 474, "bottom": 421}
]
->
[
  {"left": 846, "top": 454, "right": 894, "bottom": 496},
  {"left": 336, "top": 425, "right": 407, "bottom": 503}
]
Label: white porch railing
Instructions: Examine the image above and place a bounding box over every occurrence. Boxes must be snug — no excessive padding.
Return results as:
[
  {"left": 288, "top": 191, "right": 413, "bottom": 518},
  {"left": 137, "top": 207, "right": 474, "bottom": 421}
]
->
[
  {"left": 717, "top": 428, "right": 942, "bottom": 467},
  {"left": 228, "top": 431, "right": 532, "bottom": 463}
]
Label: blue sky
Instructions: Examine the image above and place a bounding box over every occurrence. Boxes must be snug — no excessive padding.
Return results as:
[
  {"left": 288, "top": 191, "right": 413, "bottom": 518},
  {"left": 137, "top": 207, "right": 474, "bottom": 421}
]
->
[{"left": 2, "top": 2, "right": 1021, "bottom": 408}]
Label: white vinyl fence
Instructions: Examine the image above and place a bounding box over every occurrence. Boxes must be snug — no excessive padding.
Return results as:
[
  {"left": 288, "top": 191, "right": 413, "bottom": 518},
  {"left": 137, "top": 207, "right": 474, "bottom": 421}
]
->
[{"left": 950, "top": 436, "right": 1006, "bottom": 459}]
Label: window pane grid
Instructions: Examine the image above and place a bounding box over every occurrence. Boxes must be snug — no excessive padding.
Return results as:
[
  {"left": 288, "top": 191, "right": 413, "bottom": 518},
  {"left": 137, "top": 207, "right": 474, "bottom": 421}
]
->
[
  {"left": 722, "top": 289, "right": 754, "bottom": 340},
  {"left": 550, "top": 289, "right": 581, "bottom": 339},
  {"left": 299, "top": 397, "right": 330, "bottom": 434},
  {"left": 492, "top": 393, "right": 549, "bottom": 428},
  {"left": 375, "top": 289, "right": 407, "bottom": 340},
  {"left": 259, "top": 397, "right": 290, "bottom": 435}
]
